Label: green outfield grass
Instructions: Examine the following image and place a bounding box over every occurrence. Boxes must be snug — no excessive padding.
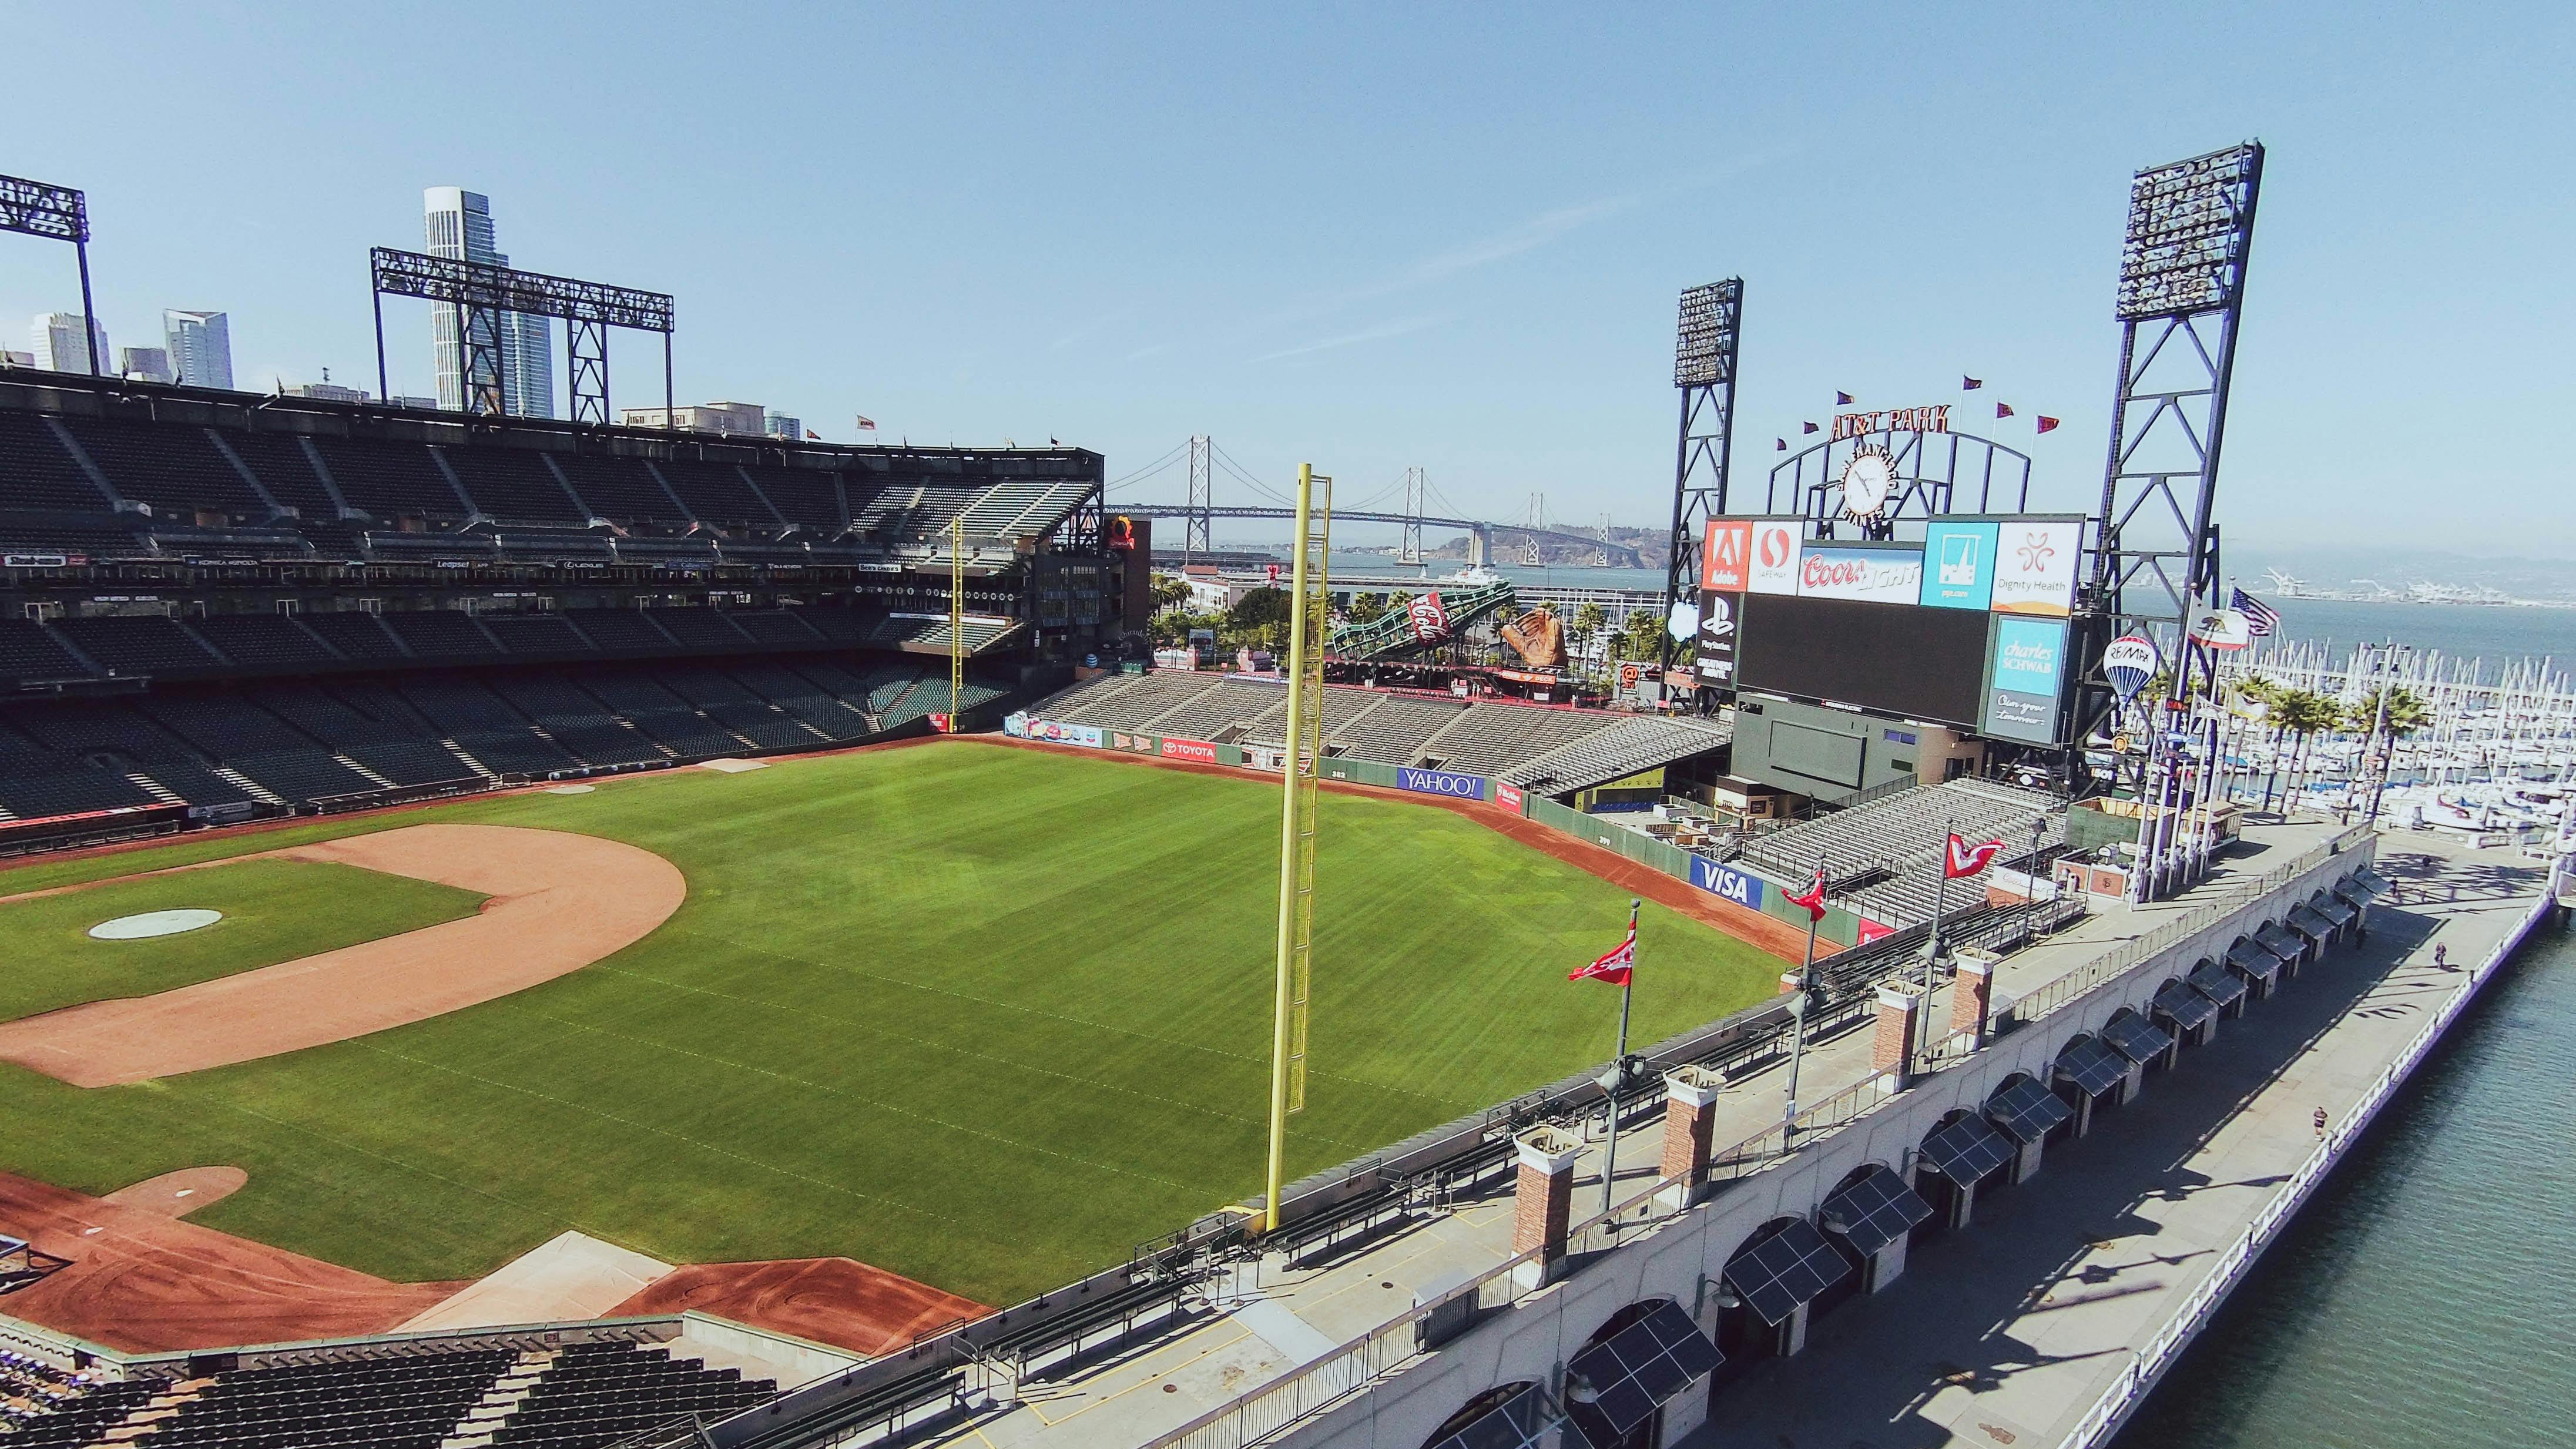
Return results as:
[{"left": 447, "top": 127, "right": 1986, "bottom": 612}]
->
[
  {"left": 0, "top": 860, "right": 487, "bottom": 1022},
  {"left": 0, "top": 742, "right": 1785, "bottom": 1306}
]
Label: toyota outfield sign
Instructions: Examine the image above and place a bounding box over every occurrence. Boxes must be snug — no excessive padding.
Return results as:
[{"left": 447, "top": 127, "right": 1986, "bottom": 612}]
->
[
  {"left": 1396, "top": 767, "right": 1487, "bottom": 800},
  {"left": 1689, "top": 857, "right": 1766, "bottom": 909}
]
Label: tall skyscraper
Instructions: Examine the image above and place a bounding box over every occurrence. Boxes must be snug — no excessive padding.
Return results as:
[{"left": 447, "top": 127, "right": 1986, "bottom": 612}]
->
[
  {"left": 422, "top": 187, "right": 554, "bottom": 419},
  {"left": 29, "top": 313, "right": 109, "bottom": 374},
  {"left": 118, "top": 346, "right": 175, "bottom": 383},
  {"left": 163, "top": 310, "right": 234, "bottom": 389}
]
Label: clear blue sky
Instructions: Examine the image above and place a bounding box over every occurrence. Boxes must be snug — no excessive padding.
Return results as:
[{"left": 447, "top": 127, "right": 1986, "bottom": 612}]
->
[{"left": 5, "top": 3, "right": 2566, "bottom": 554}]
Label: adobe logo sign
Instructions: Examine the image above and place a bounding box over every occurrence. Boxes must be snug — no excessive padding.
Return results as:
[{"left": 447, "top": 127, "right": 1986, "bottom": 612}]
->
[{"left": 1700, "top": 519, "right": 1752, "bottom": 591}]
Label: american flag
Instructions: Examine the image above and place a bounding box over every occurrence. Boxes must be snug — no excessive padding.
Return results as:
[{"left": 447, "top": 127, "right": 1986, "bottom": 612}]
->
[{"left": 2229, "top": 586, "right": 2280, "bottom": 637}]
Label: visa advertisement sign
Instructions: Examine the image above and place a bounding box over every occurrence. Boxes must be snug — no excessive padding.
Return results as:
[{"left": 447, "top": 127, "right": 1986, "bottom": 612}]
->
[
  {"left": 1689, "top": 856, "right": 1767, "bottom": 910},
  {"left": 1983, "top": 616, "right": 2069, "bottom": 744},
  {"left": 1396, "top": 767, "right": 1487, "bottom": 801},
  {"left": 1918, "top": 519, "right": 1999, "bottom": 610}
]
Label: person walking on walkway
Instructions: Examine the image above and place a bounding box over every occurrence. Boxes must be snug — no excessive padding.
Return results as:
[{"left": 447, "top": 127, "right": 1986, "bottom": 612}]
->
[
  {"left": 2434, "top": 942, "right": 2449, "bottom": 971},
  {"left": 2313, "top": 1106, "right": 2329, "bottom": 1139}
]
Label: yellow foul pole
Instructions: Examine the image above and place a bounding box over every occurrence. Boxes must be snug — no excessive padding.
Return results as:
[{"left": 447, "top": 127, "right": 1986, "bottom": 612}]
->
[
  {"left": 1264, "top": 463, "right": 1329, "bottom": 1233},
  {"left": 948, "top": 514, "right": 965, "bottom": 723}
]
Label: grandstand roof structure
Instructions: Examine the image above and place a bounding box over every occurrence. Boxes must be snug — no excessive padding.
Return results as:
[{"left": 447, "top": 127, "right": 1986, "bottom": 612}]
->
[{"left": 0, "top": 370, "right": 1103, "bottom": 572}]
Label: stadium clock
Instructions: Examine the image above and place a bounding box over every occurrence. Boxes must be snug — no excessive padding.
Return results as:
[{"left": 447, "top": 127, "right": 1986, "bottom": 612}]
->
[{"left": 1838, "top": 444, "right": 1899, "bottom": 522}]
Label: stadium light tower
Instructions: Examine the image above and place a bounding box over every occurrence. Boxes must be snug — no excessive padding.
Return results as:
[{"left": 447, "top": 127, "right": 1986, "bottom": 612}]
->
[
  {"left": 369, "top": 247, "right": 674, "bottom": 424},
  {"left": 0, "top": 174, "right": 102, "bottom": 376},
  {"left": 2084, "top": 142, "right": 2264, "bottom": 890},
  {"left": 1660, "top": 280, "right": 1743, "bottom": 683}
]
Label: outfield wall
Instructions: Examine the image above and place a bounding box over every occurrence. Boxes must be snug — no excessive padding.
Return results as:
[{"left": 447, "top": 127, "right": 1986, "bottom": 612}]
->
[{"left": 1001, "top": 712, "right": 1869, "bottom": 947}]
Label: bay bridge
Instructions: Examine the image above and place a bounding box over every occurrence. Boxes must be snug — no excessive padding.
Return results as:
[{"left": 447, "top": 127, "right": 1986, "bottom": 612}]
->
[{"left": 1106, "top": 435, "right": 1646, "bottom": 566}]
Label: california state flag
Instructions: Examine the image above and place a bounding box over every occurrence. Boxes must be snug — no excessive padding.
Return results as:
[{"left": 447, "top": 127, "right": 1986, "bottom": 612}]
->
[
  {"left": 1945, "top": 833, "right": 2005, "bottom": 878},
  {"left": 1569, "top": 924, "right": 1635, "bottom": 985}
]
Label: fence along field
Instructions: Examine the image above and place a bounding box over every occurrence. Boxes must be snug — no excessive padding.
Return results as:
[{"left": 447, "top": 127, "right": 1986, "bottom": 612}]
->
[{"left": 0, "top": 740, "right": 1786, "bottom": 1307}]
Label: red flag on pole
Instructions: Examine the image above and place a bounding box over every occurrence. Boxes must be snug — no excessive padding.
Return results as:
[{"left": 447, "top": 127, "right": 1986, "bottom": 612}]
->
[
  {"left": 1962, "top": 376, "right": 1983, "bottom": 390},
  {"left": 1569, "top": 924, "right": 1636, "bottom": 985},
  {"left": 1802, "top": 421, "right": 1820, "bottom": 434},
  {"left": 1775, "top": 438, "right": 1787, "bottom": 451},
  {"left": 1945, "top": 833, "right": 2005, "bottom": 878},
  {"left": 1835, "top": 391, "right": 1854, "bottom": 405},
  {"left": 2035, "top": 415, "right": 2061, "bottom": 434},
  {"left": 1787, "top": 868, "right": 1827, "bottom": 923},
  {"left": 1995, "top": 402, "right": 2015, "bottom": 420}
]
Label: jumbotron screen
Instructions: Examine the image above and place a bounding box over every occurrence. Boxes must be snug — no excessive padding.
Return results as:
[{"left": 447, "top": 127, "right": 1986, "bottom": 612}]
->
[{"left": 1734, "top": 593, "right": 1990, "bottom": 726}]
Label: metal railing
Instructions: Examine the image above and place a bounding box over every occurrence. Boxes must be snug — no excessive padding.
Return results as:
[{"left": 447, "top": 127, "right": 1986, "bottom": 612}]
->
[{"left": 2049, "top": 878, "right": 2555, "bottom": 1449}]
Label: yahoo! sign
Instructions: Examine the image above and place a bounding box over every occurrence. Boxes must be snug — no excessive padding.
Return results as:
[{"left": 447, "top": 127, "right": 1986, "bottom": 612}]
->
[{"left": 1396, "top": 767, "right": 1486, "bottom": 801}]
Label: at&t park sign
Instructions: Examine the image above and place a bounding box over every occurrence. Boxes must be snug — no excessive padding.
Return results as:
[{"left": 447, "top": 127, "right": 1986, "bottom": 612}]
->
[{"left": 1830, "top": 404, "right": 1951, "bottom": 441}]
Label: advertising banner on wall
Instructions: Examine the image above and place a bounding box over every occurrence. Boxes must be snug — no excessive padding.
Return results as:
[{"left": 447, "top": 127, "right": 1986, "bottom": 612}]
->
[
  {"left": 1688, "top": 856, "right": 1767, "bottom": 910},
  {"left": 1109, "top": 731, "right": 1160, "bottom": 755},
  {"left": 1396, "top": 767, "right": 1487, "bottom": 801},
  {"left": 1748, "top": 518, "right": 1804, "bottom": 596},
  {"left": 1700, "top": 518, "right": 1753, "bottom": 591},
  {"left": 1918, "top": 519, "right": 2000, "bottom": 611},
  {"left": 1694, "top": 589, "right": 1740, "bottom": 686},
  {"left": 1990, "top": 518, "right": 2081, "bottom": 618},
  {"left": 1022, "top": 717, "right": 1106, "bottom": 748},
  {"left": 1795, "top": 544, "right": 1924, "bottom": 604},
  {"left": 1160, "top": 737, "right": 1220, "bottom": 764},
  {"left": 1983, "top": 616, "right": 2070, "bottom": 743},
  {"left": 1495, "top": 782, "right": 1525, "bottom": 813}
]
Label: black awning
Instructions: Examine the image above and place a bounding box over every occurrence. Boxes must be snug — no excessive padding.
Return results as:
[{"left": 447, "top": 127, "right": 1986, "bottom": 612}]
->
[
  {"left": 2154, "top": 981, "right": 2220, "bottom": 1031},
  {"left": 2189, "top": 962, "right": 2249, "bottom": 1007},
  {"left": 1565, "top": 1300, "right": 1723, "bottom": 1447},
  {"left": 2226, "top": 941, "right": 2283, "bottom": 981},
  {"left": 1721, "top": 1218, "right": 1856, "bottom": 1327},
  {"left": 1920, "top": 1114, "right": 2017, "bottom": 1188},
  {"left": 1985, "top": 1076, "right": 2075, "bottom": 1144},
  {"left": 1818, "top": 1165, "right": 1934, "bottom": 1258},
  {"left": 2101, "top": 1012, "right": 2176, "bottom": 1065},
  {"left": 2319, "top": 897, "right": 2359, "bottom": 927},
  {"left": 1428, "top": 1381, "right": 1563, "bottom": 1449},
  {"left": 2055, "top": 1037, "right": 2131, "bottom": 1096},
  {"left": 2287, "top": 905, "right": 2336, "bottom": 941},
  {"left": 2255, "top": 925, "right": 2306, "bottom": 961},
  {"left": 2354, "top": 867, "right": 2394, "bottom": 896}
]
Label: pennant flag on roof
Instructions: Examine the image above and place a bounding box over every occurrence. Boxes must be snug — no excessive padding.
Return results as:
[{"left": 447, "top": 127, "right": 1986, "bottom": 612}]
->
[
  {"left": 1962, "top": 375, "right": 1983, "bottom": 390},
  {"left": 1802, "top": 421, "right": 1820, "bottom": 434},
  {"left": 1775, "top": 438, "right": 1787, "bottom": 451},
  {"left": 1995, "top": 402, "right": 2015, "bottom": 420},
  {"left": 2036, "top": 415, "right": 2061, "bottom": 434},
  {"left": 1836, "top": 391, "right": 1854, "bottom": 405}
]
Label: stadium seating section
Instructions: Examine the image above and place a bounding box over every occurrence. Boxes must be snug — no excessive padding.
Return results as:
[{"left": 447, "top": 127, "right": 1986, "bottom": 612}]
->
[
  {"left": 1027, "top": 673, "right": 1732, "bottom": 793},
  {"left": 0, "top": 387, "right": 1099, "bottom": 568},
  {"left": 1739, "top": 777, "right": 2067, "bottom": 927},
  {"left": 0, "top": 652, "right": 1005, "bottom": 824},
  {"left": 0, "top": 1340, "right": 776, "bottom": 1449}
]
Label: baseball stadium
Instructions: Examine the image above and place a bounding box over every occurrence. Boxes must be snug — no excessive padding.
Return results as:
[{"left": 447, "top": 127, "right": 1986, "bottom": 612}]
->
[{"left": 0, "top": 145, "right": 2282, "bottom": 1449}]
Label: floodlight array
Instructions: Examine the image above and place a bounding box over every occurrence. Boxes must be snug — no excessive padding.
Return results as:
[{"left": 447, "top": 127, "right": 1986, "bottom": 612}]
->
[
  {"left": 1672, "top": 279, "right": 1742, "bottom": 387},
  {"left": 0, "top": 174, "right": 88, "bottom": 243},
  {"left": 2115, "top": 142, "right": 2262, "bottom": 321},
  {"left": 369, "top": 247, "right": 673, "bottom": 332}
]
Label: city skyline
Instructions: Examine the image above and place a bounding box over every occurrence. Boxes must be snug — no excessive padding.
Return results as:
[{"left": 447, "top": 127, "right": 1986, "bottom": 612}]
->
[{"left": 423, "top": 186, "right": 552, "bottom": 420}]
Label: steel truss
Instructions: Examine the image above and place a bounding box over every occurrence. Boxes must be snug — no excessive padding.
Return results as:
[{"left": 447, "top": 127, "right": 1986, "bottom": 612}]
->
[
  {"left": 1661, "top": 279, "right": 1743, "bottom": 677},
  {"left": 1183, "top": 435, "right": 1214, "bottom": 561},
  {"left": 368, "top": 246, "right": 674, "bottom": 424},
  {"left": 0, "top": 173, "right": 100, "bottom": 377},
  {"left": 2082, "top": 141, "right": 2265, "bottom": 884}
]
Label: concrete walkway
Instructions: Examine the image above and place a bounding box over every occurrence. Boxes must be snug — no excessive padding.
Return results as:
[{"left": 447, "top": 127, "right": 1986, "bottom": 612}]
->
[{"left": 1679, "top": 832, "right": 2553, "bottom": 1449}]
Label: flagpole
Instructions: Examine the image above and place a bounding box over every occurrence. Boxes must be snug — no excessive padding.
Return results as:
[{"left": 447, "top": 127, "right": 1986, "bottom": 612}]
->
[
  {"left": 1783, "top": 874, "right": 1821, "bottom": 1132},
  {"left": 1601, "top": 897, "right": 1638, "bottom": 1217},
  {"left": 1924, "top": 816, "right": 1954, "bottom": 997}
]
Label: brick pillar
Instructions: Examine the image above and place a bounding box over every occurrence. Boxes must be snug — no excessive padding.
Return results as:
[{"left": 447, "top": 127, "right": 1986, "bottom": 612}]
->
[
  {"left": 1873, "top": 987, "right": 1920, "bottom": 1089},
  {"left": 1950, "top": 960, "right": 1995, "bottom": 1044},
  {"left": 1510, "top": 1125, "right": 1582, "bottom": 1286},
  {"left": 1655, "top": 1066, "right": 1723, "bottom": 1210}
]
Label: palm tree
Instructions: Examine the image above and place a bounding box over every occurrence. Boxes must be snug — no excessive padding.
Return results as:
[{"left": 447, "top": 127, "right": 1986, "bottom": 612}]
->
[
  {"left": 2275, "top": 690, "right": 2340, "bottom": 816},
  {"left": 2345, "top": 684, "right": 2431, "bottom": 744}
]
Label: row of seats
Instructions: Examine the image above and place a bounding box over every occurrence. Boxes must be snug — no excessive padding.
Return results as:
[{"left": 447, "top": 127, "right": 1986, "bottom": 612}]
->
[
  {"left": 0, "top": 654, "right": 997, "bottom": 821},
  {"left": 1028, "top": 673, "right": 1714, "bottom": 784},
  {"left": 0, "top": 606, "right": 981, "bottom": 688},
  {"left": 1742, "top": 778, "right": 2068, "bottom": 926},
  {"left": 0, "top": 400, "right": 1098, "bottom": 556},
  {"left": 491, "top": 1343, "right": 775, "bottom": 1449}
]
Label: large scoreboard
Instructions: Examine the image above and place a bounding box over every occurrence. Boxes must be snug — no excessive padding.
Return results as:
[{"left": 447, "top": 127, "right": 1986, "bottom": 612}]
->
[{"left": 1695, "top": 515, "right": 2082, "bottom": 744}]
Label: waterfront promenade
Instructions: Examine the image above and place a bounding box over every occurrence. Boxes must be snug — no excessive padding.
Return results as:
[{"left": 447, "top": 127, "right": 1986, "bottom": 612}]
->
[{"left": 1682, "top": 831, "right": 2555, "bottom": 1449}]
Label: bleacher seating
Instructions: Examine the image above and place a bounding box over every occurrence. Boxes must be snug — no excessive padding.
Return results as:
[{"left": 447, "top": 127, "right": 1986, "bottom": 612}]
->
[
  {"left": 267, "top": 682, "right": 475, "bottom": 787},
  {"left": 1742, "top": 778, "right": 2067, "bottom": 927},
  {"left": 0, "top": 716, "right": 158, "bottom": 820},
  {"left": 300, "top": 609, "right": 409, "bottom": 663},
  {"left": 0, "top": 618, "right": 92, "bottom": 685},
  {"left": 481, "top": 612, "right": 595, "bottom": 659},
  {"left": 1505, "top": 714, "right": 1733, "bottom": 794},
  {"left": 1319, "top": 692, "right": 1464, "bottom": 763},
  {"left": 1412, "top": 702, "right": 1605, "bottom": 775},
  {"left": 488, "top": 675, "right": 672, "bottom": 767},
  {"left": 394, "top": 677, "right": 579, "bottom": 776},
  {"left": 441, "top": 446, "right": 588, "bottom": 524},
  {"left": 380, "top": 611, "right": 504, "bottom": 661},
  {"left": 0, "top": 1353, "right": 157, "bottom": 1446},
  {"left": 137, "top": 693, "right": 377, "bottom": 801},
  {"left": 0, "top": 410, "right": 118, "bottom": 512},
  {"left": 726, "top": 660, "right": 874, "bottom": 739},
  {"left": 190, "top": 612, "right": 341, "bottom": 669},
  {"left": 55, "top": 415, "right": 267, "bottom": 522},
  {"left": 576, "top": 672, "right": 746, "bottom": 758},
  {"left": 495, "top": 1341, "right": 776, "bottom": 1448},
  {"left": 645, "top": 607, "right": 753, "bottom": 650},
  {"left": 51, "top": 615, "right": 222, "bottom": 676}
]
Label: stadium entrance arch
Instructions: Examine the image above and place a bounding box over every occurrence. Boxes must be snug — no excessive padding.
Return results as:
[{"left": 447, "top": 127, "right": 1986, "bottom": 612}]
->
[{"left": 1762, "top": 413, "right": 2034, "bottom": 541}]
